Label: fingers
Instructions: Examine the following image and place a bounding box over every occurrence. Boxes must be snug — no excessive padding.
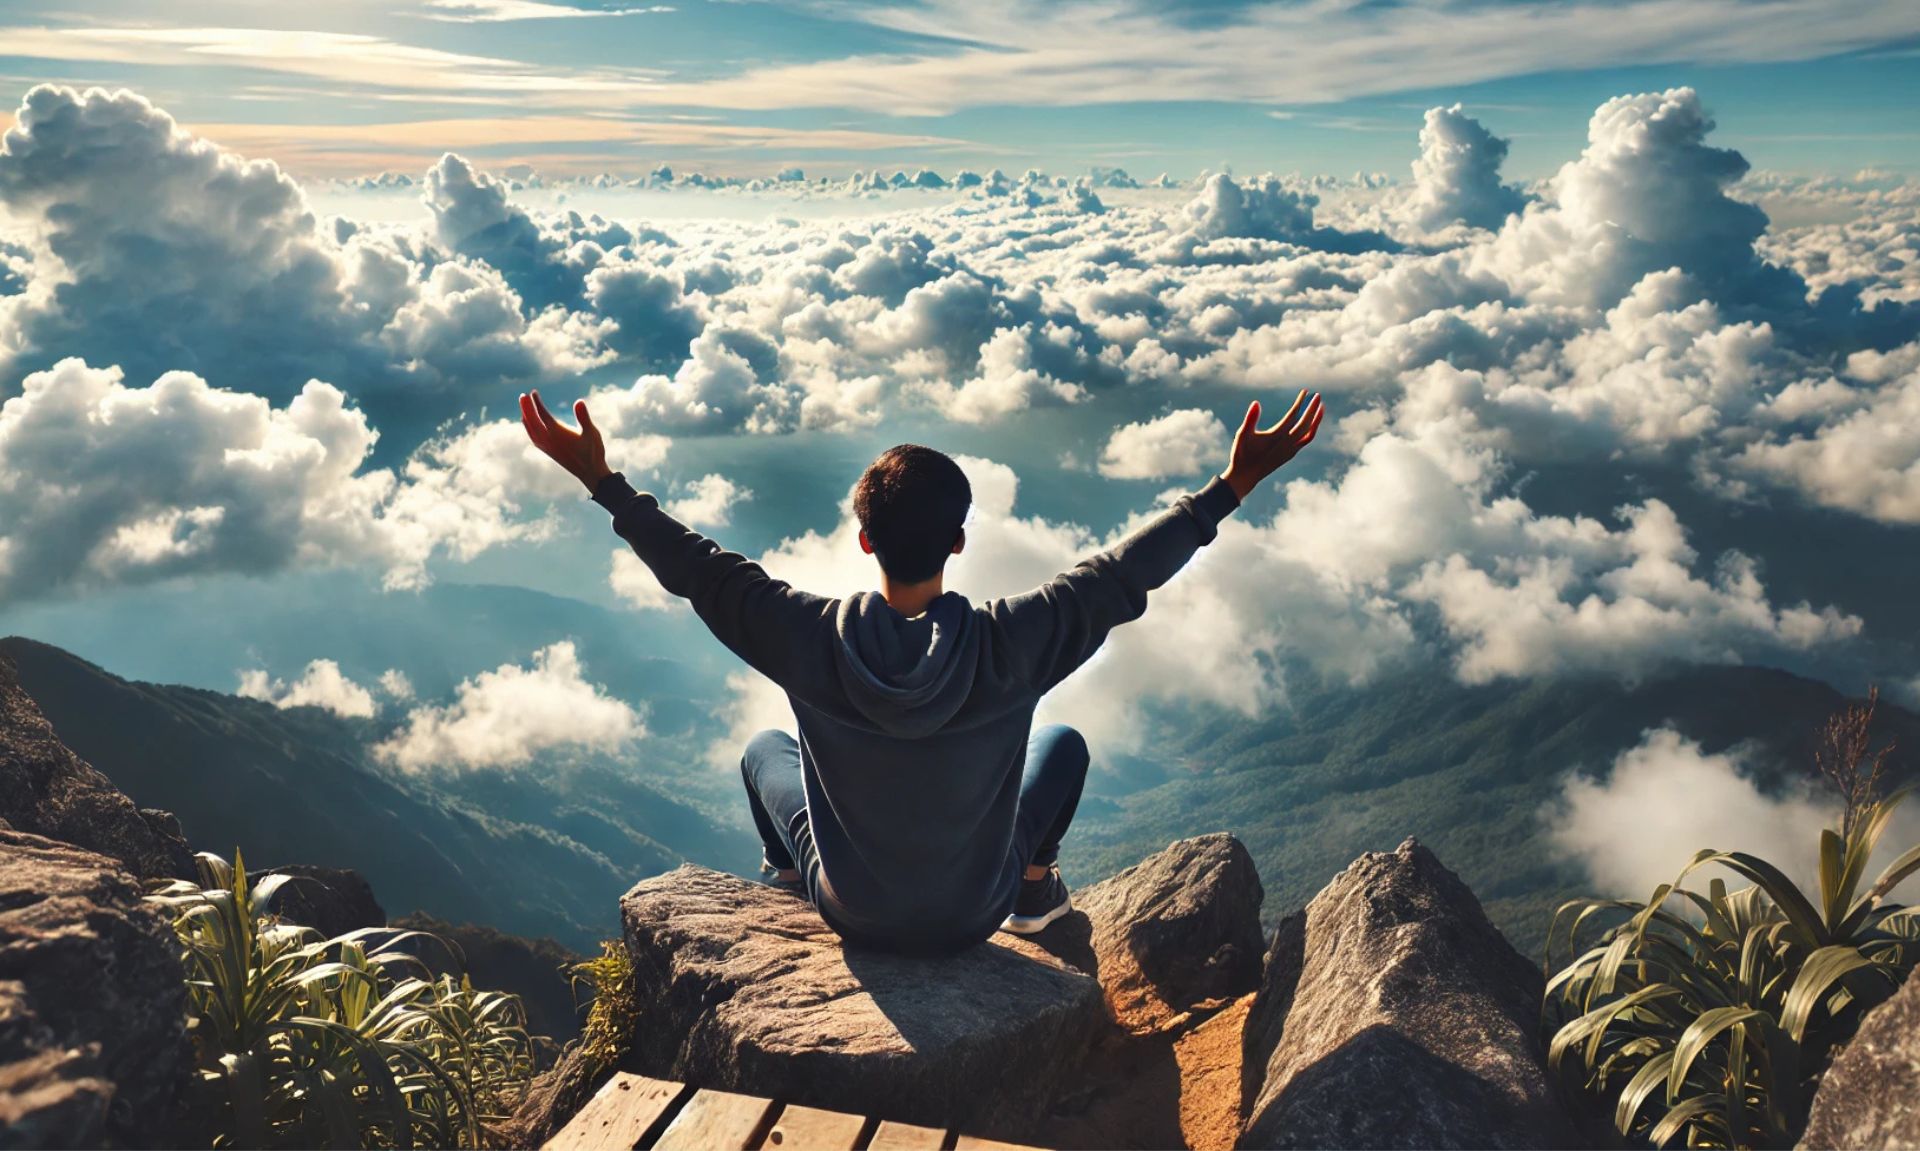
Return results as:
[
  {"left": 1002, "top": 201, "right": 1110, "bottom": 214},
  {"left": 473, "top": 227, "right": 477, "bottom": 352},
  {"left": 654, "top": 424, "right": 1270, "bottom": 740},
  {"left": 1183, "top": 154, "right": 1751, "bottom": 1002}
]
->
[
  {"left": 575, "top": 399, "right": 600, "bottom": 441},
  {"left": 1296, "top": 396, "right": 1326, "bottom": 444},
  {"left": 1238, "top": 400, "right": 1260, "bottom": 439},
  {"left": 1264, "top": 389, "right": 1308, "bottom": 435},
  {"left": 1287, "top": 393, "right": 1322, "bottom": 437},
  {"left": 519, "top": 392, "right": 547, "bottom": 443},
  {"left": 530, "top": 389, "right": 570, "bottom": 433}
]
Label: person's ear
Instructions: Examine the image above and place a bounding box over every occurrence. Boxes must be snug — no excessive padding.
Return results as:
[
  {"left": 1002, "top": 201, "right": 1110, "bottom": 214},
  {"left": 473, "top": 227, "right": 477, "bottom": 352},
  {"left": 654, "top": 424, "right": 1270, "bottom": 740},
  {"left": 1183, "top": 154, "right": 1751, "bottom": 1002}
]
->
[
  {"left": 859, "top": 529, "right": 875, "bottom": 556},
  {"left": 951, "top": 528, "right": 966, "bottom": 556}
]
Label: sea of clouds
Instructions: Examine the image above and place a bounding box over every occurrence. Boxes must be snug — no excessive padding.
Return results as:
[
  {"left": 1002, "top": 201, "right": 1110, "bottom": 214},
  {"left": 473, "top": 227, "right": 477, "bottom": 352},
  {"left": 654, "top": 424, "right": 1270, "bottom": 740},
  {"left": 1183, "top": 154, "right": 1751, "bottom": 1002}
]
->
[{"left": 2, "top": 83, "right": 1917, "bottom": 886}]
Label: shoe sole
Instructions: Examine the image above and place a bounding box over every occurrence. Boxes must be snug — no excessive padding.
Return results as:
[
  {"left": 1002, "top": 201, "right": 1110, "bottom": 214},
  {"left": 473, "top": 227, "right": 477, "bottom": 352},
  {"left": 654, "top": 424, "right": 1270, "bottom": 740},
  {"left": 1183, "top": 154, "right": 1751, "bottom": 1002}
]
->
[{"left": 999, "top": 892, "right": 1072, "bottom": 935}]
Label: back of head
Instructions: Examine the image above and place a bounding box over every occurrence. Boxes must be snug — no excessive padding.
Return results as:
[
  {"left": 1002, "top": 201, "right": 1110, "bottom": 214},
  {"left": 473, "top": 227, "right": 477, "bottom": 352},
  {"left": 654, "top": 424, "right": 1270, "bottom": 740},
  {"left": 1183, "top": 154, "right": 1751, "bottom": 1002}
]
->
[{"left": 854, "top": 445, "right": 970, "bottom": 584}]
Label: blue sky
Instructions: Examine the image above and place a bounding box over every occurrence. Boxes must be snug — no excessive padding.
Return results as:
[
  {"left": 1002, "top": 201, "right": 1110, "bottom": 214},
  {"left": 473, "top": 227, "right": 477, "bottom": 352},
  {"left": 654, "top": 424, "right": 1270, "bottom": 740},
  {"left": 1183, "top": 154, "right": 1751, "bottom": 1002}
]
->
[{"left": 2, "top": 0, "right": 1917, "bottom": 179}]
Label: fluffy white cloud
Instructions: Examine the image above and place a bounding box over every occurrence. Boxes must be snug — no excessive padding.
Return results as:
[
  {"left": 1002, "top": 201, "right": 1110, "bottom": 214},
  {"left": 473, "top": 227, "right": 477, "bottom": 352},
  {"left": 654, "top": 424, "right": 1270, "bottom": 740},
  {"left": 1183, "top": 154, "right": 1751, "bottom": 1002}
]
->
[
  {"left": 909, "top": 324, "right": 1089, "bottom": 424},
  {"left": 0, "top": 87, "right": 602, "bottom": 409},
  {"left": 610, "top": 547, "right": 675, "bottom": 611},
  {"left": 378, "top": 668, "right": 416, "bottom": 701},
  {"left": 1097, "top": 408, "right": 1227, "bottom": 479},
  {"left": 1399, "top": 104, "right": 1527, "bottom": 233},
  {"left": 1405, "top": 500, "right": 1860, "bottom": 683},
  {"left": 1279, "top": 421, "right": 1858, "bottom": 681},
  {"left": 374, "top": 641, "right": 643, "bottom": 772},
  {"left": 237, "top": 659, "right": 380, "bottom": 718},
  {"left": 3, "top": 80, "right": 1912, "bottom": 721},
  {"left": 1730, "top": 344, "right": 1920, "bottom": 523},
  {"left": 1477, "top": 87, "right": 1795, "bottom": 309},
  {"left": 0, "top": 357, "right": 662, "bottom": 601},
  {"left": 665, "top": 473, "right": 750, "bottom": 528},
  {"left": 1548, "top": 728, "right": 1920, "bottom": 899}
]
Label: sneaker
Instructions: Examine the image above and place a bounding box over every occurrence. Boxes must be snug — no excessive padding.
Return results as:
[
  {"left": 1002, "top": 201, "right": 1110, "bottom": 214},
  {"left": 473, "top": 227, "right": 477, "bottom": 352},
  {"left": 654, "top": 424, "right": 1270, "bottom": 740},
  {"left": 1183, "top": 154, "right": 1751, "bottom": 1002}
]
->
[
  {"left": 1000, "top": 866, "right": 1072, "bottom": 934},
  {"left": 759, "top": 854, "right": 803, "bottom": 888}
]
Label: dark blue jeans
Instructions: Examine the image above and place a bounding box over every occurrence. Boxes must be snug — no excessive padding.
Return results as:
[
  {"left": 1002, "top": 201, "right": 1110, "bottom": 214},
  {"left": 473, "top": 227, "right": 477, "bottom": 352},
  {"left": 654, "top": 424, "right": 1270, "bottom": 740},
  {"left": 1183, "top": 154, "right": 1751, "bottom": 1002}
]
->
[{"left": 740, "top": 723, "right": 1090, "bottom": 883}]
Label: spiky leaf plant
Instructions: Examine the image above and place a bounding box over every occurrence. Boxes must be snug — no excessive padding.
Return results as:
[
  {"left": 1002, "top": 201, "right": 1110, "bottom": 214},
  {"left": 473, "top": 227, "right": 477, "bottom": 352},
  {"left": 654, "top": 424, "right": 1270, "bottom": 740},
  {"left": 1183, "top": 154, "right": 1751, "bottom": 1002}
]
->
[
  {"left": 149, "top": 850, "right": 541, "bottom": 1149},
  {"left": 1545, "top": 789, "right": 1920, "bottom": 1149},
  {"left": 569, "top": 939, "right": 639, "bottom": 1078}
]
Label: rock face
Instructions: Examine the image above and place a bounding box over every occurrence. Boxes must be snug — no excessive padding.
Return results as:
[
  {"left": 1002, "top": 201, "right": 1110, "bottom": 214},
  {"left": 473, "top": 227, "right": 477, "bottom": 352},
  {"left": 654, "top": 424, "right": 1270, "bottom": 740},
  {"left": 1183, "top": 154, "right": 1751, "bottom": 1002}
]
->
[
  {"left": 0, "top": 652, "right": 192, "bottom": 881},
  {"left": 1072, "top": 833, "right": 1265, "bottom": 1035},
  {"left": 1801, "top": 969, "right": 1920, "bottom": 1150},
  {"left": 0, "top": 830, "right": 191, "bottom": 1148},
  {"left": 1238, "top": 838, "right": 1577, "bottom": 1151},
  {"left": 620, "top": 864, "right": 1108, "bottom": 1137},
  {"left": 263, "top": 863, "right": 386, "bottom": 939}
]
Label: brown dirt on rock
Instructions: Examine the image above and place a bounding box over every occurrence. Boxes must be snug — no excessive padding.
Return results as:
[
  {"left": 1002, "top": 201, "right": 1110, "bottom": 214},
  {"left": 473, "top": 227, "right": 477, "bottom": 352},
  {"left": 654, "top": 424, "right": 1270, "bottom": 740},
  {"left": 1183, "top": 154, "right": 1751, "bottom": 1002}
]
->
[
  {"left": 1173, "top": 994, "right": 1253, "bottom": 1151},
  {"left": 1030, "top": 993, "right": 1253, "bottom": 1151}
]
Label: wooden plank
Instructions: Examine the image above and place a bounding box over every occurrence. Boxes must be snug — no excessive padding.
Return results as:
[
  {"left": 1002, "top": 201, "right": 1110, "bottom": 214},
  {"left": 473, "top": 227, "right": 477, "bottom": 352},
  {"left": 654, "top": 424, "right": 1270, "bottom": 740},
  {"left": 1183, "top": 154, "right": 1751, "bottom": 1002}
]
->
[
  {"left": 758, "top": 1104, "right": 868, "bottom": 1150},
  {"left": 951, "top": 1136, "right": 1038, "bottom": 1151},
  {"left": 542, "top": 1072, "right": 691, "bottom": 1151},
  {"left": 651, "top": 1088, "right": 779, "bottom": 1151},
  {"left": 866, "top": 1120, "right": 948, "bottom": 1150}
]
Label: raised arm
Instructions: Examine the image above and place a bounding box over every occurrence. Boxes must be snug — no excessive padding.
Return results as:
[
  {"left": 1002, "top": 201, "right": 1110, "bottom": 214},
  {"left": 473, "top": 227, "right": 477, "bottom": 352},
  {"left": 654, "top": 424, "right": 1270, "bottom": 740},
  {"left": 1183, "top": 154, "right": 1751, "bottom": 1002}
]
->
[
  {"left": 518, "top": 391, "right": 835, "bottom": 690},
  {"left": 990, "top": 392, "right": 1324, "bottom": 694}
]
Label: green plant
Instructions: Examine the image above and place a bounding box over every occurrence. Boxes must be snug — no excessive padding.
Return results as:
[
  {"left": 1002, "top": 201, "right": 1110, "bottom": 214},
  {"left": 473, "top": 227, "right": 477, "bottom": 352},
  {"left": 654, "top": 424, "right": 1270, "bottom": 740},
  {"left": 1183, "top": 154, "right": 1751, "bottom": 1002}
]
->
[
  {"left": 149, "top": 850, "right": 541, "bottom": 1149},
  {"left": 569, "top": 939, "right": 639, "bottom": 1078},
  {"left": 1545, "top": 788, "right": 1920, "bottom": 1148}
]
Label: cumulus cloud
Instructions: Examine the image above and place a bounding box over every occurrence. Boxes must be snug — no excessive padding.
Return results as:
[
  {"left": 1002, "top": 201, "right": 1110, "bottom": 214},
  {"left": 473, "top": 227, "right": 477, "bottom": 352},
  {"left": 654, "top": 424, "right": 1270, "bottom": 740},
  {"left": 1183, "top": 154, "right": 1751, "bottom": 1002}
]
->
[
  {"left": 0, "top": 88, "right": 623, "bottom": 426},
  {"left": 1548, "top": 728, "right": 1920, "bottom": 899},
  {"left": 423, "top": 151, "right": 635, "bottom": 310},
  {"left": 1169, "top": 173, "right": 1395, "bottom": 259},
  {"left": 665, "top": 473, "right": 750, "bottom": 528},
  {"left": 2, "top": 79, "right": 1910, "bottom": 720},
  {"left": 1098, "top": 408, "right": 1227, "bottom": 479},
  {"left": 909, "top": 324, "right": 1089, "bottom": 424},
  {"left": 1273, "top": 423, "right": 1859, "bottom": 683},
  {"left": 1399, "top": 104, "right": 1527, "bottom": 232},
  {"left": 1729, "top": 344, "right": 1920, "bottom": 523},
  {"left": 1477, "top": 87, "right": 1798, "bottom": 310},
  {"left": 374, "top": 641, "right": 643, "bottom": 772},
  {"left": 378, "top": 668, "right": 416, "bottom": 700},
  {"left": 237, "top": 659, "right": 380, "bottom": 718},
  {"left": 0, "top": 357, "right": 665, "bottom": 602}
]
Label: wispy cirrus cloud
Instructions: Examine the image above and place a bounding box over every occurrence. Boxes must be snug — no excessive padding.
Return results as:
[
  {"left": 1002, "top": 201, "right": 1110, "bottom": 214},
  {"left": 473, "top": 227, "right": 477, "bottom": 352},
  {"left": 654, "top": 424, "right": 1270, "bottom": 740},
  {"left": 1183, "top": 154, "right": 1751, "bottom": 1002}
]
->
[
  {"left": 0, "top": 25, "right": 665, "bottom": 97},
  {"left": 418, "top": 0, "right": 675, "bottom": 22},
  {"left": 5, "top": 0, "right": 1915, "bottom": 122},
  {"left": 608, "top": 0, "right": 1920, "bottom": 115}
]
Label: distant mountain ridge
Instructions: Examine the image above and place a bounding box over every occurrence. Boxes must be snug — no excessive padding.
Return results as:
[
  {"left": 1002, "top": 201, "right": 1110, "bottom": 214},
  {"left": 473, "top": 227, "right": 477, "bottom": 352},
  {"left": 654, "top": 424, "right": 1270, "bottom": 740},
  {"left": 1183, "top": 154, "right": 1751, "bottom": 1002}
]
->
[
  {"left": 5, "top": 623, "right": 1912, "bottom": 961},
  {"left": 0, "top": 636, "right": 754, "bottom": 951},
  {"left": 1071, "top": 663, "right": 1920, "bottom": 954}
]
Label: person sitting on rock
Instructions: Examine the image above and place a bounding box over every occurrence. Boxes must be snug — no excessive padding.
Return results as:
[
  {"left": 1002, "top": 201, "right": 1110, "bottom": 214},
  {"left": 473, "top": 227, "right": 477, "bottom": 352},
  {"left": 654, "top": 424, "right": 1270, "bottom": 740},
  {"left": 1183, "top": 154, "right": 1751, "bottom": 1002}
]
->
[{"left": 518, "top": 388, "right": 1324, "bottom": 954}]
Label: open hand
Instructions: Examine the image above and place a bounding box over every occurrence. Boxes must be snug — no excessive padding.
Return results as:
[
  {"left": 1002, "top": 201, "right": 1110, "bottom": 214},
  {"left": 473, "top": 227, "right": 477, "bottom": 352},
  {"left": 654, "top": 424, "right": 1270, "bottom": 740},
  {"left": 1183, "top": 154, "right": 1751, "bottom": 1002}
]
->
[
  {"left": 1220, "top": 391, "right": 1325, "bottom": 500},
  {"left": 519, "top": 390, "right": 612, "bottom": 493}
]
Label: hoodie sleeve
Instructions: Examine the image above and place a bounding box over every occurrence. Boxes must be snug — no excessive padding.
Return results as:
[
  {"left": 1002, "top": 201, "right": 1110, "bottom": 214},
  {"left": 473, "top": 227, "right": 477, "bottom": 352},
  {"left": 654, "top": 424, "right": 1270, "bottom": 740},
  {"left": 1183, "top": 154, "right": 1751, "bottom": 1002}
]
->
[
  {"left": 592, "top": 472, "right": 836, "bottom": 690},
  {"left": 988, "top": 476, "right": 1241, "bottom": 695}
]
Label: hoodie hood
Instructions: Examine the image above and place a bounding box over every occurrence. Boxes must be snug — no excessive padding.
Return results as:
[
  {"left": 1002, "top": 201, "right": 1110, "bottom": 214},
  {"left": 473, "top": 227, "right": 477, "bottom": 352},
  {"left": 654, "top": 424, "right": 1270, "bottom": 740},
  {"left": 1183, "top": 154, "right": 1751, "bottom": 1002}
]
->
[{"left": 831, "top": 590, "right": 979, "bottom": 737}]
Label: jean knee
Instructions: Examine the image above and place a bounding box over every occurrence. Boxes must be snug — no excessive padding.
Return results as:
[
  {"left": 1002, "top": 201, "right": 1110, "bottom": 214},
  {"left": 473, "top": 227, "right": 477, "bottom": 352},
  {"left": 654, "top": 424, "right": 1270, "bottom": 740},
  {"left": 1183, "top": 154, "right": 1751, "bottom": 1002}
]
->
[
  {"left": 742, "top": 728, "right": 797, "bottom": 781},
  {"left": 1034, "top": 723, "right": 1090, "bottom": 775}
]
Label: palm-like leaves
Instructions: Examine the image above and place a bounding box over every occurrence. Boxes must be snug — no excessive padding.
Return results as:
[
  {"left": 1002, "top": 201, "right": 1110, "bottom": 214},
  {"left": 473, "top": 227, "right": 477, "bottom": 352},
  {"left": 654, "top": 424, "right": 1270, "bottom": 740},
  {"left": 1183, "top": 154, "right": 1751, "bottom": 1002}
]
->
[
  {"left": 1545, "top": 790, "right": 1917, "bottom": 1149},
  {"left": 149, "top": 851, "right": 542, "bottom": 1149}
]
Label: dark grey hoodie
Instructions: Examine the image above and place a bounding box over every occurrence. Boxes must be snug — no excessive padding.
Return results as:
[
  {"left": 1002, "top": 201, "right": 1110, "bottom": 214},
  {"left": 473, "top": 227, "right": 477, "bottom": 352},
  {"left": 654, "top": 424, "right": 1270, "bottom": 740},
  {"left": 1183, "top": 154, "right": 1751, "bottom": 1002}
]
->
[{"left": 593, "top": 472, "right": 1240, "bottom": 952}]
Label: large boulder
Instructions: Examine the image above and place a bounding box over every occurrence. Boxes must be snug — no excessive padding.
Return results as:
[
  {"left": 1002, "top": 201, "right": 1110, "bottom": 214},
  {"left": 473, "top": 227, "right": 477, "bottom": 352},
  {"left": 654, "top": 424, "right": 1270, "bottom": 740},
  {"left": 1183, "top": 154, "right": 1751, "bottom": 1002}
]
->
[
  {"left": 1238, "top": 838, "right": 1578, "bottom": 1150},
  {"left": 1800, "top": 968, "right": 1920, "bottom": 1149},
  {"left": 0, "top": 830, "right": 191, "bottom": 1147},
  {"left": 1070, "top": 833, "right": 1265, "bottom": 1035},
  {"left": 619, "top": 864, "right": 1108, "bottom": 1138},
  {"left": 0, "top": 652, "right": 192, "bottom": 880},
  {"left": 262, "top": 863, "right": 385, "bottom": 939}
]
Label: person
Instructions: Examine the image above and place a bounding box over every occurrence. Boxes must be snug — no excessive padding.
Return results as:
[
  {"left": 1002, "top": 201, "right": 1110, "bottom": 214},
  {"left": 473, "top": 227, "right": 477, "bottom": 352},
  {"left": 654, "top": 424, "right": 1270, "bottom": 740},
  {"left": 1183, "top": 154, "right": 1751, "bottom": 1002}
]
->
[{"left": 518, "top": 389, "right": 1324, "bottom": 955}]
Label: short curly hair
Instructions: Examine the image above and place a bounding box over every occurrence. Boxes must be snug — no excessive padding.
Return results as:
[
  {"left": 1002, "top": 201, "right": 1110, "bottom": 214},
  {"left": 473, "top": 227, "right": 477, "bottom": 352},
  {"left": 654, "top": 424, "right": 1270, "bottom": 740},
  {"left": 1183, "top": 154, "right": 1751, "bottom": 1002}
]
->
[{"left": 853, "top": 444, "right": 971, "bottom": 584}]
